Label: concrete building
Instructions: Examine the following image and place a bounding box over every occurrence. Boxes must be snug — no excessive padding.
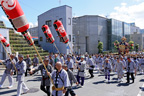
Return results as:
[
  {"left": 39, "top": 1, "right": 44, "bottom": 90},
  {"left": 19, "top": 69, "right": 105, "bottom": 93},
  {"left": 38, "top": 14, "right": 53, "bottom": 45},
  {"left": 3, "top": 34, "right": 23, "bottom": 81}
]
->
[
  {"left": 131, "top": 32, "right": 144, "bottom": 50},
  {"left": 140, "top": 29, "right": 144, "bottom": 34},
  {"left": 130, "top": 23, "right": 140, "bottom": 34},
  {"left": 0, "top": 28, "right": 10, "bottom": 59},
  {"left": 28, "top": 27, "right": 38, "bottom": 37},
  {"left": 38, "top": 5, "right": 72, "bottom": 54},
  {"left": 73, "top": 15, "right": 108, "bottom": 54}
]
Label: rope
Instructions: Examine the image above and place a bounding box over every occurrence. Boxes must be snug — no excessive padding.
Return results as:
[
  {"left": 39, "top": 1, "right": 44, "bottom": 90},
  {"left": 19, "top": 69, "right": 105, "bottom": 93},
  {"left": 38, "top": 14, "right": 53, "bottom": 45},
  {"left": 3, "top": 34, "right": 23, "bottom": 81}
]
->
[{"left": 0, "top": 41, "right": 17, "bottom": 72}]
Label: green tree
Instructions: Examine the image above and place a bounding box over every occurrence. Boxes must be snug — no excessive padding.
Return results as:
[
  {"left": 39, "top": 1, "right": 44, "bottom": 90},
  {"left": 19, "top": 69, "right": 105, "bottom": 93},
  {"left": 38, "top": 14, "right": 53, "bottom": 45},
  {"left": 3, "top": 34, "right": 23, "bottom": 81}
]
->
[
  {"left": 128, "top": 41, "right": 134, "bottom": 51},
  {"left": 114, "top": 40, "right": 119, "bottom": 49},
  {"left": 97, "top": 41, "right": 103, "bottom": 53},
  {"left": 135, "top": 44, "right": 139, "bottom": 52}
]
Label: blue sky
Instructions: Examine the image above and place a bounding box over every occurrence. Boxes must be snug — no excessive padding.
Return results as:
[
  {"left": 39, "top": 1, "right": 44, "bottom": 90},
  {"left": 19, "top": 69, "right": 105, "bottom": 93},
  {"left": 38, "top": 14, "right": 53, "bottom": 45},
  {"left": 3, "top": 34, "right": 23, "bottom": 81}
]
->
[{"left": 0, "top": 0, "right": 144, "bottom": 28}]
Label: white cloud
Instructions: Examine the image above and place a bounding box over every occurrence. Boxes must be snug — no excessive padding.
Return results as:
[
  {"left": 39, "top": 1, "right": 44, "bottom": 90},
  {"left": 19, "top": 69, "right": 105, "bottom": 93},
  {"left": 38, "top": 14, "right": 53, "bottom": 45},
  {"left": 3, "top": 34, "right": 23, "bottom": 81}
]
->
[
  {"left": 29, "top": 22, "right": 38, "bottom": 28},
  {"left": 109, "top": 2, "right": 144, "bottom": 29},
  {"left": 0, "top": 15, "right": 9, "bottom": 22}
]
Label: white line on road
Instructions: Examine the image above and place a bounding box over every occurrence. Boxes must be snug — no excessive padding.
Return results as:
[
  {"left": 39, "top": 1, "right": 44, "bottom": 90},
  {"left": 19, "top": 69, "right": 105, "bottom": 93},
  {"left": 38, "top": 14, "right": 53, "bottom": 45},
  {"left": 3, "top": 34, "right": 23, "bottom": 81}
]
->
[{"left": 137, "top": 83, "right": 144, "bottom": 96}]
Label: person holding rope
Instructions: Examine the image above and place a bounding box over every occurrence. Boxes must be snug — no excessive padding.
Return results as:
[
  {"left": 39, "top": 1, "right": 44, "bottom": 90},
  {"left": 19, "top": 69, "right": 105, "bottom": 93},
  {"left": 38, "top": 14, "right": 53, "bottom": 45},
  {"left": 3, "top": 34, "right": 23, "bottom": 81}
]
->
[
  {"left": 0, "top": 54, "right": 16, "bottom": 89},
  {"left": 47, "top": 62, "right": 70, "bottom": 96},
  {"left": 29, "top": 57, "right": 53, "bottom": 96}
]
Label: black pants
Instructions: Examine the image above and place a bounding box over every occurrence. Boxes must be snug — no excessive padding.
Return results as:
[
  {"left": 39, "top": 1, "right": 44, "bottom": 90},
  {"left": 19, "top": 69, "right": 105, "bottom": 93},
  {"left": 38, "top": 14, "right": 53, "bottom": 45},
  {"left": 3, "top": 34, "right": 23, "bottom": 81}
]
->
[
  {"left": 25, "top": 68, "right": 31, "bottom": 76},
  {"left": 40, "top": 85, "right": 50, "bottom": 96},
  {"left": 65, "top": 88, "right": 76, "bottom": 96},
  {"left": 127, "top": 72, "right": 134, "bottom": 83},
  {"left": 89, "top": 69, "right": 94, "bottom": 77}
]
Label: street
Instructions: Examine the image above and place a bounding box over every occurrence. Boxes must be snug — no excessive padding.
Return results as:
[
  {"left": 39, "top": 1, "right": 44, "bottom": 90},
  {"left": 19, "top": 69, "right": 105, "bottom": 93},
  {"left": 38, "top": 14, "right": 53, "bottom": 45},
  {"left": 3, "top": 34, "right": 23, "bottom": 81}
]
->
[{"left": 0, "top": 69, "right": 144, "bottom": 96}]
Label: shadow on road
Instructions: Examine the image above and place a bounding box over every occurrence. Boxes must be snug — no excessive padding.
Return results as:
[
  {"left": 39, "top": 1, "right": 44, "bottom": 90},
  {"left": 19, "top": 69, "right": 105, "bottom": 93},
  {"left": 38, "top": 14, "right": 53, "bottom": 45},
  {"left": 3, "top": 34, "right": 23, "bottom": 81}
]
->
[
  {"left": 93, "top": 80, "right": 105, "bottom": 84},
  {"left": 139, "top": 79, "right": 144, "bottom": 82},
  {"left": 26, "top": 77, "right": 41, "bottom": 82},
  {"left": 117, "top": 83, "right": 129, "bottom": 87},
  {"left": 139, "top": 87, "right": 144, "bottom": 91},
  {"left": 0, "top": 89, "right": 17, "bottom": 95}
]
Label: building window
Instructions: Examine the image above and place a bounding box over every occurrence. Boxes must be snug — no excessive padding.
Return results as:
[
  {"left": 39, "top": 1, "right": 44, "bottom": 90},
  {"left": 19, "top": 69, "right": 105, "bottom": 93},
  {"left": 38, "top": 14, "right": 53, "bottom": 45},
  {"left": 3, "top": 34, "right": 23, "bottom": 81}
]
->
[
  {"left": 59, "top": 18, "right": 63, "bottom": 23},
  {"left": 138, "top": 37, "right": 140, "bottom": 40},
  {"left": 68, "top": 18, "right": 71, "bottom": 25},
  {"left": 46, "top": 20, "right": 52, "bottom": 27},
  {"left": 69, "top": 35, "right": 71, "bottom": 42},
  {"left": 40, "top": 37, "right": 43, "bottom": 41}
]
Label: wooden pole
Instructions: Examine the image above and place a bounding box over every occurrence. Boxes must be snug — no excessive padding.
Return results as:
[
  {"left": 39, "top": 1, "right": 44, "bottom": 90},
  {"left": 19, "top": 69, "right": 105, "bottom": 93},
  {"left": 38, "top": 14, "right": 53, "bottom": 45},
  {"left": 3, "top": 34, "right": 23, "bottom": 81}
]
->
[
  {"left": 27, "top": 32, "right": 54, "bottom": 85},
  {"left": 0, "top": 41, "right": 17, "bottom": 72},
  {"left": 53, "top": 42, "right": 60, "bottom": 55},
  {"left": 0, "top": 60, "right": 6, "bottom": 68},
  {"left": 67, "top": 43, "right": 73, "bottom": 55}
]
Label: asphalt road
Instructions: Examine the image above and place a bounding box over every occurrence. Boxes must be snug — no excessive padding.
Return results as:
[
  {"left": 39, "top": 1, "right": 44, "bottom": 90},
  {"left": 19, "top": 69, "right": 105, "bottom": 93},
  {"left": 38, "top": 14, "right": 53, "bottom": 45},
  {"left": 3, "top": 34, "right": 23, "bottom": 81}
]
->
[{"left": 0, "top": 69, "right": 144, "bottom": 96}]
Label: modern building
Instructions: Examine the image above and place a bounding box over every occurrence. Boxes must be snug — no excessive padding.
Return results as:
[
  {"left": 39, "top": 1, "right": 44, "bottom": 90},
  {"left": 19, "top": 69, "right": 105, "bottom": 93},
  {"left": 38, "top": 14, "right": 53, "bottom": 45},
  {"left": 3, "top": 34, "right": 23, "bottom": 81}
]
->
[
  {"left": 140, "top": 29, "right": 144, "bottom": 34},
  {"left": 28, "top": 27, "right": 38, "bottom": 37},
  {"left": 73, "top": 15, "right": 108, "bottom": 54},
  {"left": 38, "top": 5, "right": 72, "bottom": 54},
  {"left": 107, "top": 19, "right": 139, "bottom": 51},
  {"left": 107, "top": 19, "right": 123, "bottom": 51},
  {"left": 130, "top": 23, "right": 140, "bottom": 34},
  {"left": 131, "top": 32, "right": 144, "bottom": 50},
  {"left": 0, "top": 28, "right": 10, "bottom": 59}
]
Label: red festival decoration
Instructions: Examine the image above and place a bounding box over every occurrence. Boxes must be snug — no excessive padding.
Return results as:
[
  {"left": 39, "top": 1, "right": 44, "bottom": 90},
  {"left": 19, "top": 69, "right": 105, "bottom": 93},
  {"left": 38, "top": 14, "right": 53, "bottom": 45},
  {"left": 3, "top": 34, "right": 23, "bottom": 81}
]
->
[
  {"left": 53, "top": 20, "right": 69, "bottom": 44},
  {"left": 0, "top": 0, "right": 34, "bottom": 46},
  {"left": 42, "top": 25, "right": 55, "bottom": 44},
  {"left": 0, "top": 34, "right": 10, "bottom": 47}
]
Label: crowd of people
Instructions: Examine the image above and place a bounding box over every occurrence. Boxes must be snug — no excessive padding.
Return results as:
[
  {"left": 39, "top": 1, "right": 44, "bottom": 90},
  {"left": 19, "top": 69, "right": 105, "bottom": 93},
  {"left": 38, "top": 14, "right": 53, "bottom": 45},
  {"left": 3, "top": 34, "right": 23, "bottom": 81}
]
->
[{"left": 0, "top": 52, "right": 144, "bottom": 96}]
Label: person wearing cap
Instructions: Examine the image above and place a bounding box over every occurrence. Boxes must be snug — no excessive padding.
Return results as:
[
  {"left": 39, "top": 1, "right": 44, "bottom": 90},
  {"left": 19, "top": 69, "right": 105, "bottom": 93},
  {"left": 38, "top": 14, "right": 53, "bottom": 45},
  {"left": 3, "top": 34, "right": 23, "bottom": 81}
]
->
[
  {"left": 139, "top": 56, "right": 144, "bottom": 74},
  {"left": 98, "top": 55, "right": 104, "bottom": 74},
  {"left": 29, "top": 57, "right": 52, "bottom": 96},
  {"left": 16, "top": 54, "right": 29, "bottom": 96},
  {"left": 32, "top": 54, "right": 39, "bottom": 67},
  {"left": 76, "top": 55, "right": 86, "bottom": 87},
  {"left": 102, "top": 58, "right": 112, "bottom": 83},
  {"left": 60, "top": 54, "right": 65, "bottom": 65},
  {"left": 48, "top": 54, "right": 54, "bottom": 67},
  {"left": 24, "top": 54, "right": 31, "bottom": 76},
  {"left": 65, "top": 55, "right": 74, "bottom": 71},
  {"left": 126, "top": 57, "right": 137, "bottom": 83},
  {"left": 133, "top": 57, "right": 140, "bottom": 73},
  {"left": 0, "top": 54, "right": 16, "bottom": 89},
  {"left": 95, "top": 54, "right": 99, "bottom": 71},
  {"left": 53, "top": 54, "right": 60, "bottom": 68},
  {"left": 115, "top": 57, "right": 125, "bottom": 82},
  {"left": 87, "top": 55, "right": 95, "bottom": 78},
  {"left": 62, "top": 64, "right": 78, "bottom": 96}
]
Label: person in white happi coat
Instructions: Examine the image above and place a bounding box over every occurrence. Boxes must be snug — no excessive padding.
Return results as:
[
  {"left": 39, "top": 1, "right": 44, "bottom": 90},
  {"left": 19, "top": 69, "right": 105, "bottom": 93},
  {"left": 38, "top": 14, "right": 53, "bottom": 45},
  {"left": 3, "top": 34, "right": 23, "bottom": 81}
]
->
[
  {"left": 139, "top": 56, "right": 144, "bottom": 74},
  {"left": 60, "top": 54, "right": 65, "bottom": 65},
  {"left": 77, "top": 56, "right": 86, "bottom": 87},
  {"left": 65, "top": 55, "right": 74, "bottom": 71},
  {"left": 16, "top": 54, "right": 29, "bottom": 96},
  {"left": 102, "top": 58, "right": 112, "bottom": 83},
  {"left": 115, "top": 57, "right": 125, "bottom": 82},
  {"left": 126, "top": 57, "right": 137, "bottom": 83},
  {"left": 87, "top": 56, "right": 95, "bottom": 78},
  {"left": 0, "top": 54, "right": 16, "bottom": 89},
  {"left": 95, "top": 55, "right": 99, "bottom": 71},
  {"left": 98, "top": 55, "right": 104, "bottom": 73},
  {"left": 47, "top": 62, "right": 70, "bottom": 96}
]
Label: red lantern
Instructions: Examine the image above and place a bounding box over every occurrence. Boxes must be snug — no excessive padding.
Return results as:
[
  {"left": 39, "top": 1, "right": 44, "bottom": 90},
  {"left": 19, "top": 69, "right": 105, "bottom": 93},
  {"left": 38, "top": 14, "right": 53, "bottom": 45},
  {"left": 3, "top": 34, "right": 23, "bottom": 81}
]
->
[
  {"left": 0, "top": 34, "right": 10, "bottom": 47},
  {"left": 53, "top": 20, "right": 69, "bottom": 44},
  {"left": 0, "top": 0, "right": 29, "bottom": 32},
  {"left": 42, "top": 25, "right": 55, "bottom": 44}
]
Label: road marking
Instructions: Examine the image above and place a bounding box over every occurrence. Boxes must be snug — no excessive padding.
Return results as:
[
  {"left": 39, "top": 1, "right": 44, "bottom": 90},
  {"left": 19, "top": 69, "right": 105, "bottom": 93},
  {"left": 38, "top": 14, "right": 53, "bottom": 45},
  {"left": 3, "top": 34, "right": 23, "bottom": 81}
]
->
[{"left": 137, "top": 83, "right": 144, "bottom": 96}]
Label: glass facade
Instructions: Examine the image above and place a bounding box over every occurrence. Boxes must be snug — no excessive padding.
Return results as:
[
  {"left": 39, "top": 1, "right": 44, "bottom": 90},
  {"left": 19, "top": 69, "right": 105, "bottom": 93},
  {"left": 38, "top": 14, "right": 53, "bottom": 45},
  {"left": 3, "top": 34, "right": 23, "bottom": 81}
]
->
[
  {"left": 107, "top": 19, "right": 123, "bottom": 50},
  {"left": 107, "top": 19, "right": 131, "bottom": 50},
  {"left": 123, "top": 22, "right": 131, "bottom": 42}
]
